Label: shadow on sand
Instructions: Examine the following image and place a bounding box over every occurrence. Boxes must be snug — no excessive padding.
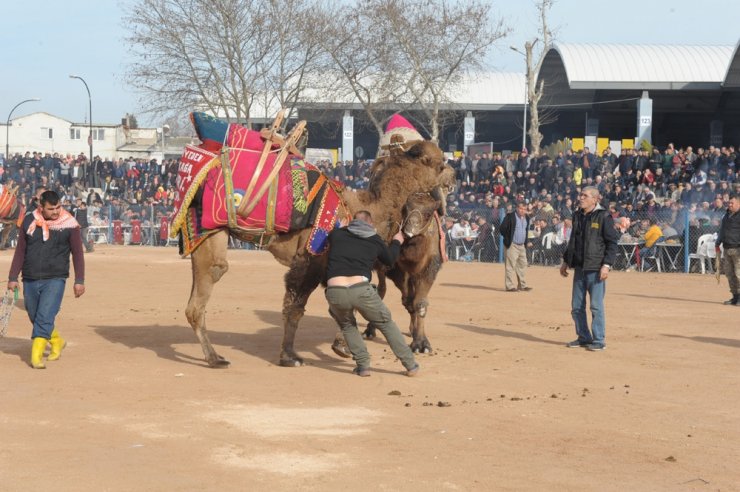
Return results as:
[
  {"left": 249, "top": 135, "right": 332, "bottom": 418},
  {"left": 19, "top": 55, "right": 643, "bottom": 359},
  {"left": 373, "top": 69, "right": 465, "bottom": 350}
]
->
[
  {"left": 662, "top": 333, "right": 740, "bottom": 349},
  {"left": 93, "top": 309, "right": 401, "bottom": 374},
  {"left": 447, "top": 322, "right": 563, "bottom": 346},
  {"left": 440, "top": 283, "right": 509, "bottom": 292}
]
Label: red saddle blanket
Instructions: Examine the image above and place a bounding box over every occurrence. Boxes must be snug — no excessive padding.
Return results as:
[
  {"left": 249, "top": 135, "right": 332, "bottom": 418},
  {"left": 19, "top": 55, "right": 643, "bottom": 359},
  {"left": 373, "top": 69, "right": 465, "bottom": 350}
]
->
[{"left": 201, "top": 123, "right": 296, "bottom": 233}]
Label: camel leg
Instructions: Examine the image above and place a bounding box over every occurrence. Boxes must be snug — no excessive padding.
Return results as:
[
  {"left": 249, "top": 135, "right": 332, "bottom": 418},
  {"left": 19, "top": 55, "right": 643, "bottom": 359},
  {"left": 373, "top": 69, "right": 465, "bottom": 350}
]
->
[
  {"left": 185, "top": 230, "right": 230, "bottom": 368},
  {"left": 0, "top": 224, "right": 12, "bottom": 250},
  {"left": 408, "top": 277, "right": 433, "bottom": 354},
  {"left": 279, "top": 254, "right": 323, "bottom": 367}
]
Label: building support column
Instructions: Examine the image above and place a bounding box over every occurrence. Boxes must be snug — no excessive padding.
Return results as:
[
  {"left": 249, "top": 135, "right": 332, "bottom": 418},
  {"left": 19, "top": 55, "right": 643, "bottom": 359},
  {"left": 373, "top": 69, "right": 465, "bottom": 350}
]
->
[
  {"left": 463, "top": 112, "right": 475, "bottom": 153},
  {"left": 636, "top": 91, "right": 653, "bottom": 146},
  {"left": 709, "top": 120, "right": 723, "bottom": 147},
  {"left": 341, "top": 111, "right": 354, "bottom": 164}
]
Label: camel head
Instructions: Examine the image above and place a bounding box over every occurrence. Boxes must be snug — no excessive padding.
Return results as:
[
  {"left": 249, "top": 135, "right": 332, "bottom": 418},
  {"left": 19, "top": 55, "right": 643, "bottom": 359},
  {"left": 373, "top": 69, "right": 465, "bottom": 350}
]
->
[{"left": 401, "top": 192, "right": 440, "bottom": 238}]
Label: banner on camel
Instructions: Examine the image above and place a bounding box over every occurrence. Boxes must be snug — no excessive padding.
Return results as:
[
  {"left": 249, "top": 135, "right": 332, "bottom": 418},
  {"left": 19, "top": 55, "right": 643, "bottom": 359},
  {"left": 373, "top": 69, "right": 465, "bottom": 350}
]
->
[{"left": 170, "top": 145, "right": 220, "bottom": 237}]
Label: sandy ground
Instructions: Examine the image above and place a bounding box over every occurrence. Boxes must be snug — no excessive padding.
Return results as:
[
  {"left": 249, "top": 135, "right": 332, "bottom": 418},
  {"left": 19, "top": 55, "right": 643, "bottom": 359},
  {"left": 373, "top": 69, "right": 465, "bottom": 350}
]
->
[{"left": 0, "top": 245, "right": 738, "bottom": 492}]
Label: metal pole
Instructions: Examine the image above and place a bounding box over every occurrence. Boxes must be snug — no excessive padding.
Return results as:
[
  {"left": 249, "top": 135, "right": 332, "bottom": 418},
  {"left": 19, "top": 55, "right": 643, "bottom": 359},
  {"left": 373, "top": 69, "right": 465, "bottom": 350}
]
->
[
  {"left": 522, "top": 75, "right": 528, "bottom": 151},
  {"left": 6, "top": 98, "right": 41, "bottom": 161},
  {"left": 69, "top": 75, "right": 92, "bottom": 186}
]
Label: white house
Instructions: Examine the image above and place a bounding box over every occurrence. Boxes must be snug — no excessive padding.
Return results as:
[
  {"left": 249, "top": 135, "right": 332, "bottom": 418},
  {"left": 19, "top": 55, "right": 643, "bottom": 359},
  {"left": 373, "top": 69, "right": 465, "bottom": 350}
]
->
[{"left": 0, "top": 112, "right": 188, "bottom": 161}]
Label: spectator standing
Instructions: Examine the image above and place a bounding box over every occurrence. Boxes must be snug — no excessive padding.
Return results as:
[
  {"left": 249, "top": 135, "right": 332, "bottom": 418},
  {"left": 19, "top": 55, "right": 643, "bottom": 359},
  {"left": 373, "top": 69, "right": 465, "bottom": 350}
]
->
[
  {"left": 500, "top": 201, "right": 531, "bottom": 292},
  {"left": 560, "top": 186, "right": 618, "bottom": 351},
  {"left": 73, "top": 198, "right": 94, "bottom": 253},
  {"left": 716, "top": 194, "right": 740, "bottom": 305},
  {"left": 7, "top": 191, "right": 86, "bottom": 369}
]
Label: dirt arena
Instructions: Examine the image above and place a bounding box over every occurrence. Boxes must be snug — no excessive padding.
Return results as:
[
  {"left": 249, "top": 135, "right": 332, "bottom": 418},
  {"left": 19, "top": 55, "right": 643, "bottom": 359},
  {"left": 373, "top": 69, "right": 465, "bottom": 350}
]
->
[{"left": 1, "top": 246, "right": 738, "bottom": 491}]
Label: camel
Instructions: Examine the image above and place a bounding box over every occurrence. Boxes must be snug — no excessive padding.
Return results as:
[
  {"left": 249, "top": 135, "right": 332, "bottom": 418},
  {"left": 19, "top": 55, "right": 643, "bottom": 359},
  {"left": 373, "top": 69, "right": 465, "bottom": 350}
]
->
[
  {"left": 0, "top": 186, "right": 26, "bottom": 250},
  {"left": 184, "top": 126, "right": 454, "bottom": 368},
  {"left": 363, "top": 191, "right": 446, "bottom": 354}
]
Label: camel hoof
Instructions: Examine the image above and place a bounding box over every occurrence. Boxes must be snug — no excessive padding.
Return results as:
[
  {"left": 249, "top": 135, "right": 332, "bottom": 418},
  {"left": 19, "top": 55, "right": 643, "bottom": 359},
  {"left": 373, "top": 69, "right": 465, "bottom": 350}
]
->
[
  {"left": 279, "top": 353, "right": 304, "bottom": 367},
  {"left": 362, "top": 326, "right": 377, "bottom": 340},
  {"left": 208, "top": 356, "right": 231, "bottom": 368},
  {"left": 410, "top": 339, "right": 432, "bottom": 354},
  {"left": 331, "top": 340, "right": 352, "bottom": 358}
]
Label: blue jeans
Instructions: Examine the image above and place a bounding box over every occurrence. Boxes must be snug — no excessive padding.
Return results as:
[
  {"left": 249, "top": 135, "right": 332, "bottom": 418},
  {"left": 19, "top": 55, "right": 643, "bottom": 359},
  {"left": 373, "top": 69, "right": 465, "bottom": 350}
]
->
[
  {"left": 23, "top": 279, "right": 66, "bottom": 339},
  {"left": 571, "top": 269, "right": 606, "bottom": 346}
]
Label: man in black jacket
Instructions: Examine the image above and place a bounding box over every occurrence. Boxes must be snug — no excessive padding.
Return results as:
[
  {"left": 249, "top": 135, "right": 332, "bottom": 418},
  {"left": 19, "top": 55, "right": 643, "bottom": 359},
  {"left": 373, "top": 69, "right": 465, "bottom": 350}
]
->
[
  {"left": 560, "top": 186, "right": 618, "bottom": 351},
  {"left": 7, "top": 191, "right": 85, "bottom": 368},
  {"left": 325, "top": 210, "right": 419, "bottom": 377},
  {"left": 717, "top": 194, "right": 740, "bottom": 305},
  {"left": 499, "top": 202, "right": 531, "bottom": 292}
]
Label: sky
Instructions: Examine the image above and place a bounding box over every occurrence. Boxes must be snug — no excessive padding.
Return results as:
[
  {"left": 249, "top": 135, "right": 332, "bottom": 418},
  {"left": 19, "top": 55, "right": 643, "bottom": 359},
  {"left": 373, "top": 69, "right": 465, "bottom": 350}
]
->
[{"left": 2, "top": 0, "right": 739, "bottom": 127}]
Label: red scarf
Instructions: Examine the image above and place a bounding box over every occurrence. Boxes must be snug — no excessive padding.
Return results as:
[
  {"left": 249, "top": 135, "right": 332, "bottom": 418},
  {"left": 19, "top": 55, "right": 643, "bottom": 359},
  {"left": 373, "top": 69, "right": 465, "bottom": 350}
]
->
[{"left": 27, "top": 208, "right": 79, "bottom": 241}]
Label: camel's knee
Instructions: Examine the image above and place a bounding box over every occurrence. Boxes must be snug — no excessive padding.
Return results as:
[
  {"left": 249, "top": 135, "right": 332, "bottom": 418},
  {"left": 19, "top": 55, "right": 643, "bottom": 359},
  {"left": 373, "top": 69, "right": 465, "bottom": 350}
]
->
[
  {"left": 185, "top": 303, "right": 204, "bottom": 327},
  {"left": 414, "top": 299, "right": 429, "bottom": 318},
  {"left": 209, "top": 262, "right": 229, "bottom": 282}
]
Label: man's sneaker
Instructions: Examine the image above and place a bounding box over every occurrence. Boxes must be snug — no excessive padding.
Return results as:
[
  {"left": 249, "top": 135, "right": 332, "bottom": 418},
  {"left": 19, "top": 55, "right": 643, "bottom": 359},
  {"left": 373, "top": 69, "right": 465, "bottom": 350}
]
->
[
  {"left": 566, "top": 340, "right": 590, "bottom": 348},
  {"left": 352, "top": 366, "right": 371, "bottom": 377},
  {"left": 405, "top": 364, "right": 420, "bottom": 377},
  {"left": 586, "top": 343, "right": 606, "bottom": 351}
]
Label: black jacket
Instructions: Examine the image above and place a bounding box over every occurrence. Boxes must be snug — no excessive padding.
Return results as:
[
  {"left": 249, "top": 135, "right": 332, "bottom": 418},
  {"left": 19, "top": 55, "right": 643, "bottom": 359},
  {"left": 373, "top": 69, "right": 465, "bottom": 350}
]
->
[
  {"left": 563, "top": 206, "right": 619, "bottom": 271},
  {"left": 327, "top": 228, "right": 400, "bottom": 281},
  {"left": 717, "top": 209, "right": 740, "bottom": 249},
  {"left": 500, "top": 211, "right": 530, "bottom": 249}
]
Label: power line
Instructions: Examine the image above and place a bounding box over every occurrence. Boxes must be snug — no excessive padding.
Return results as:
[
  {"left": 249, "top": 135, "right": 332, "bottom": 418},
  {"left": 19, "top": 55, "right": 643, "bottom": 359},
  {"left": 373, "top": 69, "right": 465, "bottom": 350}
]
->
[{"left": 539, "top": 97, "right": 641, "bottom": 109}]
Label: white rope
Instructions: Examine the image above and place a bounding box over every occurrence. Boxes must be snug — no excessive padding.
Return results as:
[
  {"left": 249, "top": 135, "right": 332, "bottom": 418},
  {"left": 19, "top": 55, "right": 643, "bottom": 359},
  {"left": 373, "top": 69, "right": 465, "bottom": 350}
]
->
[{"left": 0, "top": 289, "right": 16, "bottom": 338}]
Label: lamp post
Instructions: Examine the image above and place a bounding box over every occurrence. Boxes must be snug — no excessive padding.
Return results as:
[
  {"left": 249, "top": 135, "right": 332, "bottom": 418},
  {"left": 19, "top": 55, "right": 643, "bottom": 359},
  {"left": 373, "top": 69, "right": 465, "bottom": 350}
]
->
[
  {"left": 510, "top": 45, "right": 529, "bottom": 151},
  {"left": 69, "top": 75, "right": 92, "bottom": 185},
  {"left": 6, "top": 98, "right": 41, "bottom": 161}
]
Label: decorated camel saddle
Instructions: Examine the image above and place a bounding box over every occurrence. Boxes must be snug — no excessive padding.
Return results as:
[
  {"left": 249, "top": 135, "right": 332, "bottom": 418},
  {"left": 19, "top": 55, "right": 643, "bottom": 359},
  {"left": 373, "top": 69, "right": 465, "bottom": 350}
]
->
[
  {"left": 170, "top": 112, "right": 345, "bottom": 256},
  {"left": 0, "top": 185, "right": 25, "bottom": 227}
]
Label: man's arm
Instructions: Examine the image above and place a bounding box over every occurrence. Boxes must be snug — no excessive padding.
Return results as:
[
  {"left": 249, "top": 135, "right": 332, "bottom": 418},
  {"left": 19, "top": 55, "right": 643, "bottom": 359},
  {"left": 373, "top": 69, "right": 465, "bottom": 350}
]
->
[
  {"left": 601, "top": 214, "right": 619, "bottom": 267},
  {"left": 7, "top": 228, "right": 27, "bottom": 287},
  {"left": 376, "top": 232, "right": 404, "bottom": 267},
  {"left": 69, "top": 230, "right": 86, "bottom": 292}
]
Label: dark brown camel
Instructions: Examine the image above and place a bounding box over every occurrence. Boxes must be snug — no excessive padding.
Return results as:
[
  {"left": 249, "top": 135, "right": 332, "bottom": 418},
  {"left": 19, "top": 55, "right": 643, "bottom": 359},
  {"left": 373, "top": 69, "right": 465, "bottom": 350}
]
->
[
  {"left": 362, "top": 191, "right": 446, "bottom": 353},
  {"left": 185, "top": 139, "right": 453, "bottom": 368}
]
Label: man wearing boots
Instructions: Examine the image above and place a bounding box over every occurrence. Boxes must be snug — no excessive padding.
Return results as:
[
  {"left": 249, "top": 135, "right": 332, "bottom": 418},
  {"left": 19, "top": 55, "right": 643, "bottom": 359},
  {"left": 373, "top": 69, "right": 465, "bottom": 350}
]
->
[
  {"left": 7, "top": 190, "right": 85, "bottom": 368},
  {"left": 717, "top": 194, "right": 740, "bottom": 305}
]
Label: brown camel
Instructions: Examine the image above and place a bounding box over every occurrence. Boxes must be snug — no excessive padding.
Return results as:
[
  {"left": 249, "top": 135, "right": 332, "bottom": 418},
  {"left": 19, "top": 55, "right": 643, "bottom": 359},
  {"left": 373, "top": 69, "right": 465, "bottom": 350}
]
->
[
  {"left": 0, "top": 186, "right": 26, "bottom": 250},
  {"left": 364, "top": 191, "right": 446, "bottom": 354},
  {"left": 185, "top": 139, "right": 453, "bottom": 368}
]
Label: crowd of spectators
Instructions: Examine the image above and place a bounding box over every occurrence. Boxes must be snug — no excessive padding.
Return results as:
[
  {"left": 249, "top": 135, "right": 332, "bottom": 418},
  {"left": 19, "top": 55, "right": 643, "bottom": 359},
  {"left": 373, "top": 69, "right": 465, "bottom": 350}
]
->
[
  {"left": 2, "top": 142, "right": 738, "bottom": 267},
  {"left": 442, "top": 144, "right": 739, "bottom": 267},
  {"left": 1, "top": 151, "right": 180, "bottom": 235}
]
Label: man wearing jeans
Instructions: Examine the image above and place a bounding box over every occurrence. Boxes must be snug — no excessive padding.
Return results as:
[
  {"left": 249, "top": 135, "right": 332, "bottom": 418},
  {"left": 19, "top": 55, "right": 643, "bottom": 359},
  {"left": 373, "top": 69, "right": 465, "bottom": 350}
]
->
[
  {"left": 7, "top": 191, "right": 85, "bottom": 369},
  {"left": 324, "top": 210, "right": 418, "bottom": 377},
  {"left": 560, "top": 186, "right": 618, "bottom": 351},
  {"left": 716, "top": 194, "right": 740, "bottom": 305}
]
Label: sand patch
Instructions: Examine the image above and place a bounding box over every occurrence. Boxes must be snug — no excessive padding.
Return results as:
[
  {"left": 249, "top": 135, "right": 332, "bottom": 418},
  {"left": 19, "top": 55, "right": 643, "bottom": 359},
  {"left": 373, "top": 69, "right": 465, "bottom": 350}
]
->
[{"left": 212, "top": 445, "right": 344, "bottom": 475}]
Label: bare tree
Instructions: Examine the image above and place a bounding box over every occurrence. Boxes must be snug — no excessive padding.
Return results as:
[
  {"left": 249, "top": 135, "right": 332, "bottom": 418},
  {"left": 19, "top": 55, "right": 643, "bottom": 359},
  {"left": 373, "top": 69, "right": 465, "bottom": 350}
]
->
[
  {"left": 315, "top": 2, "right": 409, "bottom": 137},
  {"left": 124, "top": 0, "right": 324, "bottom": 128},
  {"left": 523, "top": 0, "right": 556, "bottom": 154},
  {"left": 374, "top": 0, "right": 508, "bottom": 142}
]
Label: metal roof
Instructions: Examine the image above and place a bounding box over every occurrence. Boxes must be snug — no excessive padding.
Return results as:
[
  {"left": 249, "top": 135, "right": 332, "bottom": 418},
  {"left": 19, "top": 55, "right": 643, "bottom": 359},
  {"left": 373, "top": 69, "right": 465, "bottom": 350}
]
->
[
  {"left": 723, "top": 41, "right": 740, "bottom": 88},
  {"left": 451, "top": 72, "right": 526, "bottom": 107},
  {"left": 549, "top": 43, "right": 735, "bottom": 90}
]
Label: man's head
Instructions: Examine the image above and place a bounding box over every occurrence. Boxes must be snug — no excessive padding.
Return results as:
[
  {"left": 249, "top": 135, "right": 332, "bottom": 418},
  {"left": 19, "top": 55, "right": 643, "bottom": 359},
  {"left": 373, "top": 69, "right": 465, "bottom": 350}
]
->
[
  {"left": 578, "top": 186, "right": 600, "bottom": 213},
  {"left": 515, "top": 201, "right": 527, "bottom": 218},
  {"left": 39, "top": 190, "right": 62, "bottom": 221},
  {"left": 729, "top": 194, "right": 740, "bottom": 214},
  {"left": 353, "top": 210, "right": 373, "bottom": 225}
]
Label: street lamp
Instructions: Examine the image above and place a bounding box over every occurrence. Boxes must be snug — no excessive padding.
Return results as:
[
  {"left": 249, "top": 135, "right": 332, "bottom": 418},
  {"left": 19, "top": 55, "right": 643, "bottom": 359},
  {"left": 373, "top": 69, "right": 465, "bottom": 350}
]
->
[
  {"left": 6, "top": 98, "right": 41, "bottom": 161},
  {"left": 510, "top": 45, "right": 529, "bottom": 152},
  {"left": 69, "top": 74, "right": 92, "bottom": 185}
]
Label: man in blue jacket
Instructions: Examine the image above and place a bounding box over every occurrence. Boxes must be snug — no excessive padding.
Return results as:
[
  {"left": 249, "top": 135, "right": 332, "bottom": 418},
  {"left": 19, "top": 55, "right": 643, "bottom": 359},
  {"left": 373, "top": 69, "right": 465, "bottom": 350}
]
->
[{"left": 560, "top": 186, "right": 618, "bottom": 351}]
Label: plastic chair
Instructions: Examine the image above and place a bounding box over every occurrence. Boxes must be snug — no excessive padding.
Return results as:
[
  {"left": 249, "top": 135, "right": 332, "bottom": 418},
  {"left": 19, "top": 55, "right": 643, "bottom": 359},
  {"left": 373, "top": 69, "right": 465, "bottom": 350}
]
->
[
  {"left": 540, "top": 232, "right": 556, "bottom": 265},
  {"left": 446, "top": 230, "right": 461, "bottom": 260},
  {"left": 688, "top": 233, "right": 716, "bottom": 274}
]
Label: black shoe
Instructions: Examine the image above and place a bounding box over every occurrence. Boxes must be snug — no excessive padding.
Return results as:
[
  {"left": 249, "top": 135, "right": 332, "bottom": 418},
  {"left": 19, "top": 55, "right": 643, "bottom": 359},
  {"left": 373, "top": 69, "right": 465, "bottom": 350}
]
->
[
  {"left": 586, "top": 343, "right": 606, "bottom": 351},
  {"left": 565, "top": 340, "right": 590, "bottom": 348}
]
